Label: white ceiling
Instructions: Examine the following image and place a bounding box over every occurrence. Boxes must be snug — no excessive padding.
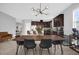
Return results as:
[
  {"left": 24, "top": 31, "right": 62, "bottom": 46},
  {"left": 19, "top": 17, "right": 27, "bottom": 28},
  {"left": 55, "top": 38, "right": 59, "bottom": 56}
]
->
[{"left": 0, "top": 3, "right": 72, "bottom": 22}]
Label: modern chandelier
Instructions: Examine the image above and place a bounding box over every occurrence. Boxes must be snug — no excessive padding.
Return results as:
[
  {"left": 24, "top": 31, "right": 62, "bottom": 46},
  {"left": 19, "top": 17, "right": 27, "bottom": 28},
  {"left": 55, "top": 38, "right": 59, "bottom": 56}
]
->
[{"left": 32, "top": 3, "right": 48, "bottom": 16}]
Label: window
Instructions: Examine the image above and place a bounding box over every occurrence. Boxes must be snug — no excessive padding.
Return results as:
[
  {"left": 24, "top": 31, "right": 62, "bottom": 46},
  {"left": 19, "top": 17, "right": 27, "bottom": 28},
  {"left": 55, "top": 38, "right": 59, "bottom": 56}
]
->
[{"left": 73, "top": 8, "right": 79, "bottom": 30}]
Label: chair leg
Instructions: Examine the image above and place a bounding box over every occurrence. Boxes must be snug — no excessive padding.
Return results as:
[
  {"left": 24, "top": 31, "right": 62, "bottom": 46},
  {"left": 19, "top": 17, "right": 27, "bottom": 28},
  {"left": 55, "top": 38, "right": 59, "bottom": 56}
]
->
[
  {"left": 50, "top": 46, "right": 52, "bottom": 54},
  {"left": 48, "top": 48, "right": 50, "bottom": 55},
  {"left": 26, "top": 49, "right": 28, "bottom": 55},
  {"left": 35, "top": 47, "right": 37, "bottom": 52},
  {"left": 16, "top": 45, "right": 19, "bottom": 55},
  {"left": 33, "top": 48, "right": 35, "bottom": 55},
  {"left": 24, "top": 46, "right": 28, "bottom": 55},
  {"left": 39, "top": 48, "right": 42, "bottom": 55},
  {"left": 24, "top": 47, "right": 26, "bottom": 55},
  {"left": 60, "top": 44, "right": 63, "bottom": 55},
  {"left": 22, "top": 46, "right": 24, "bottom": 54},
  {"left": 35, "top": 48, "right": 37, "bottom": 54},
  {"left": 54, "top": 45, "right": 56, "bottom": 55}
]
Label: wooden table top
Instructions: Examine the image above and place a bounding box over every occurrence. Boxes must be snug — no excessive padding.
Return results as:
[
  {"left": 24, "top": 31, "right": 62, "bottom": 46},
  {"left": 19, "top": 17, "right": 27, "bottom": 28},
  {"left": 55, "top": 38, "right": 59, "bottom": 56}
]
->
[{"left": 15, "top": 35, "right": 64, "bottom": 41}]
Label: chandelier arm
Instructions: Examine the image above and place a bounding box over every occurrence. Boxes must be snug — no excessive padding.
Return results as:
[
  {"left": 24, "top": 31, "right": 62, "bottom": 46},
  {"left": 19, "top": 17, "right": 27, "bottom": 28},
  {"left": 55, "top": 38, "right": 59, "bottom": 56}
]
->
[
  {"left": 32, "top": 8, "right": 39, "bottom": 12},
  {"left": 35, "top": 13, "right": 40, "bottom": 16},
  {"left": 32, "top": 8, "right": 35, "bottom": 11},
  {"left": 42, "top": 8, "right": 47, "bottom": 11},
  {"left": 42, "top": 12, "right": 48, "bottom": 15},
  {"left": 42, "top": 6, "right": 48, "bottom": 11},
  {"left": 33, "top": 9, "right": 39, "bottom": 12},
  {"left": 35, "top": 10, "right": 39, "bottom": 12}
]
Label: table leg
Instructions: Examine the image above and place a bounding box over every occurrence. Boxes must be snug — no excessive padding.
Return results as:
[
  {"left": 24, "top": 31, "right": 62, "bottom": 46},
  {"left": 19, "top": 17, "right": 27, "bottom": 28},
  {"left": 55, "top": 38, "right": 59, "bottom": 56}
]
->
[{"left": 60, "top": 44, "right": 63, "bottom": 55}]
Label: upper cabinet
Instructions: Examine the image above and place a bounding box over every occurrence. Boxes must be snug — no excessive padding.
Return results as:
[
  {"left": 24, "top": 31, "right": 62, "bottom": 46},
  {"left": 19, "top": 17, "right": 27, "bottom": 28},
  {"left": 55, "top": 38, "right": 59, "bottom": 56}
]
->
[
  {"left": 53, "top": 14, "right": 64, "bottom": 27},
  {"left": 31, "top": 20, "right": 52, "bottom": 28}
]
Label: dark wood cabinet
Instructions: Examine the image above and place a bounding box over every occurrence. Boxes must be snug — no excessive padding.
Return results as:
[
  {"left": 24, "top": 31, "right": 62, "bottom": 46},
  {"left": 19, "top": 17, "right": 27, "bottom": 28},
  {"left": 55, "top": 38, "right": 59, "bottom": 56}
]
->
[
  {"left": 31, "top": 20, "right": 52, "bottom": 28},
  {"left": 53, "top": 14, "right": 64, "bottom": 27}
]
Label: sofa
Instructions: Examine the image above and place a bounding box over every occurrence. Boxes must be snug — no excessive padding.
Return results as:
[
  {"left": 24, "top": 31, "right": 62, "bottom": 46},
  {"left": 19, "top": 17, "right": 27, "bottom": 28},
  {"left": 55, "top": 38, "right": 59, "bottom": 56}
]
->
[{"left": 0, "top": 32, "right": 12, "bottom": 42}]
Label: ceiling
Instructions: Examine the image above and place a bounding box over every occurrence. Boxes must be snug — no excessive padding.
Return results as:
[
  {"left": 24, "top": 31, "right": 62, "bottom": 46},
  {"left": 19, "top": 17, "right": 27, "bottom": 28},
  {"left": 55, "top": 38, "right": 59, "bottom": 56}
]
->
[{"left": 0, "top": 3, "right": 72, "bottom": 22}]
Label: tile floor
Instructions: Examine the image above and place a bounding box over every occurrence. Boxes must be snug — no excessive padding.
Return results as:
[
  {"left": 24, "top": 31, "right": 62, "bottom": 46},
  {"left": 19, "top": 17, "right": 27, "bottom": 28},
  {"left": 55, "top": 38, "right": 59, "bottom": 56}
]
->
[{"left": 0, "top": 41, "right": 79, "bottom": 55}]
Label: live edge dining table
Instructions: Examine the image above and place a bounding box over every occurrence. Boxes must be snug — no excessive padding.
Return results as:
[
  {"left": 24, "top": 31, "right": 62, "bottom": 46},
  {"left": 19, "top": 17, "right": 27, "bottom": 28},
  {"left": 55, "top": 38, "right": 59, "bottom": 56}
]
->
[
  {"left": 15, "top": 35, "right": 64, "bottom": 54},
  {"left": 15, "top": 35, "right": 64, "bottom": 41}
]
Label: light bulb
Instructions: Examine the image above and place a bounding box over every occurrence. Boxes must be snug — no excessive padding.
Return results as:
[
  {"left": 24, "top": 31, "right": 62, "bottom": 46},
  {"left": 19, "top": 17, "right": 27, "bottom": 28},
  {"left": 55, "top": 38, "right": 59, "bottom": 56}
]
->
[
  {"left": 45, "top": 6, "right": 48, "bottom": 9},
  {"left": 32, "top": 8, "right": 35, "bottom": 11}
]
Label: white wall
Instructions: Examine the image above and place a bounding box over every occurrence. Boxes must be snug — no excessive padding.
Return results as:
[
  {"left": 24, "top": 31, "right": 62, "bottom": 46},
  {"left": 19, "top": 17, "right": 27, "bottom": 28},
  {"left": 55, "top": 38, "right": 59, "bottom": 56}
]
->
[
  {"left": 21, "top": 20, "right": 31, "bottom": 35},
  {"left": 16, "top": 22, "right": 22, "bottom": 32},
  {"left": 64, "top": 3, "right": 79, "bottom": 35},
  {"left": 0, "top": 3, "right": 71, "bottom": 22},
  {"left": 0, "top": 12, "right": 16, "bottom": 37}
]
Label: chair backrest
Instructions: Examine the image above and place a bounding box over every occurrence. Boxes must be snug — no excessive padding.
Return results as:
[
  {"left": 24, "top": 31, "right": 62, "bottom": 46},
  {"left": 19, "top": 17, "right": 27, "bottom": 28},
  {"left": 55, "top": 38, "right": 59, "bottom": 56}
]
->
[
  {"left": 24, "top": 39, "right": 35, "bottom": 45},
  {"left": 72, "top": 28, "right": 77, "bottom": 32},
  {"left": 16, "top": 41, "right": 24, "bottom": 45},
  {"left": 27, "top": 31, "right": 31, "bottom": 35},
  {"left": 44, "top": 29, "right": 51, "bottom": 35},
  {"left": 33, "top": 30, "right": 37, "bottom": 35},
  {"left": 52, "top": 40, "right": 63, "bottom": 45},
  {"left": 41, "top": 39, "right": 52, "bottom": 46},
  {"left": 72, "top": 28, "right": 78, "bottom": 38}
]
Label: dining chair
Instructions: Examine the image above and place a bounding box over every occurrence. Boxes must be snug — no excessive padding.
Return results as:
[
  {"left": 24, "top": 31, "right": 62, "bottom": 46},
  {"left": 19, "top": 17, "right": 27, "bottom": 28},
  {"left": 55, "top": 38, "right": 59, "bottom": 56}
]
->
[
  {"left": 72, "top": 28, "right": 78, "bottom": 38},
  {"left": 72, "top": 28, "right": 79, "bottom": 48},
  {"left": 16, "top": 41, "right": 24, "bottom": 55},
  {"left": 24, "top": 39, "right": 36, "bottom": 55},
  {"left": 32, "top": 30, "right": 37, "bottom": 35},
  {"left": 52, "top": 40, "right": 63, "bottom": 55},
  {"left": 58, "top": 27, "right": 64, "bottom": 37},
  {"left": 27, "top": 30, "right": 31, "bottom": 35},
  {"left": 44, "top": 29, "right": 51, "bottom": 35},
  {"left": 39, "top": 39, "right": 52, "bottom": 55}
]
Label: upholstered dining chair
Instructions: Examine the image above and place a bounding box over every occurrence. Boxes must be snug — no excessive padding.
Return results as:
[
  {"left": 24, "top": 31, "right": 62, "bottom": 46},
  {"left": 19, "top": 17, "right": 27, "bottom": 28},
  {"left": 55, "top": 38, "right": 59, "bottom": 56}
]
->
[
  {"left": 52, "top": 40, "right": 63, "bottom": 55},
  {"left": 27, "top": 30, "right": 31, "bottom": 35},
  {"left": 24, "top": 39, "right": 36, "bottom": 55},
  {"left": 72, "top": 28, "right": 77, "bottom": 37},
  {"left": 39, "top": 39, "right": 52, "bottom": 55},
  {"left": 33, "top": 30, "right": 37, "bottom": 35},
  {"left": 16, "top": 41, "right": 24, "bottom": 55}
]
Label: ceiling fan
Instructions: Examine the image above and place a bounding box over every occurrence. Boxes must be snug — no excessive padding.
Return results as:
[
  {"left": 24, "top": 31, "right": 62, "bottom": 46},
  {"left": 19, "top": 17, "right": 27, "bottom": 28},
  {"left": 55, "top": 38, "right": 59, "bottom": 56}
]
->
[{"left": 32, "top": 3, "right": 48, "bottom": 16}]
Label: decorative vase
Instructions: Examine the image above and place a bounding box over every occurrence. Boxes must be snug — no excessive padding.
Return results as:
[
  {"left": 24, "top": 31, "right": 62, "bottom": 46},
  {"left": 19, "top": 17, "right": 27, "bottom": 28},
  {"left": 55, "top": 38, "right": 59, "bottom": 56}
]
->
[{"left": 36, "top": 25, "right": 43, "bottom": 35}]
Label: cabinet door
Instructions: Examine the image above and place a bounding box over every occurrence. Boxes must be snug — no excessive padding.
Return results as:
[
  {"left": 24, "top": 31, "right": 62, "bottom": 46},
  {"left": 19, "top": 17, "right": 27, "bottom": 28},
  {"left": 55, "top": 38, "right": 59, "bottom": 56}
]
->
[
  {"left": 53, "top": 14, "right": 64, "bottom": 27},
  {"left": 54, "top": 18, "right": 58, "bottom": 27},
  {"left": 59, "top": 14, "right": 64, "bottom": 26},
  {"left": 43, "top": 22, "right": 51, "bottom": 28}
]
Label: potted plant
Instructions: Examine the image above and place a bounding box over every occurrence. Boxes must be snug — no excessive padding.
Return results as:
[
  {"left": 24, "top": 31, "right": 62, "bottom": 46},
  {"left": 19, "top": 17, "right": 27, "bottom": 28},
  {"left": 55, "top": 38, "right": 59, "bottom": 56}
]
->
[{"left": 36, "top": 25, "right": 43, "bottom": 35}]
